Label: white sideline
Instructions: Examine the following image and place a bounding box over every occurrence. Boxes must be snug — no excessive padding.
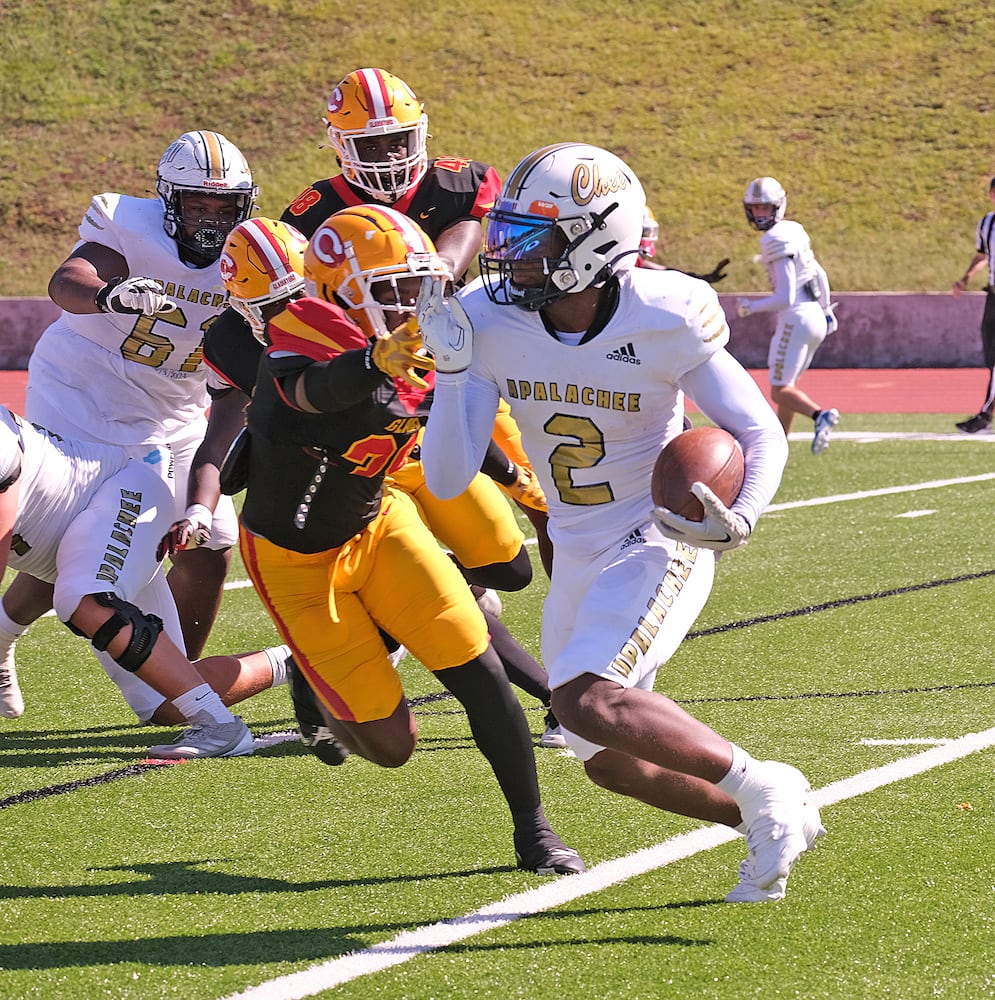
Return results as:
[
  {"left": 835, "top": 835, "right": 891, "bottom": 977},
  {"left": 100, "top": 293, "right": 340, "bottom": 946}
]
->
[{"left": 220, "top": 725, "right": 995, "bottom": 1000}]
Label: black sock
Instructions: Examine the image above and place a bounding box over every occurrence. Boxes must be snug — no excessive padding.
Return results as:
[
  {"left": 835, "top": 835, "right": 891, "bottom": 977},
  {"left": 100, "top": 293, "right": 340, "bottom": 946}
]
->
[
  {"left": 483, "top": 609, "right": 551, "bottom": 704},
  {"left": 435, "top": 649, "right": 542, "bottom": 823}
]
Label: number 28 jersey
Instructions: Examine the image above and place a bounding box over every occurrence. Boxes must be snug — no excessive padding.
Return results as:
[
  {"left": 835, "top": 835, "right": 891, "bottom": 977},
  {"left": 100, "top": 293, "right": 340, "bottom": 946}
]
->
[{"left": 26, "top": 193, "right": 226, "bottom": 448}]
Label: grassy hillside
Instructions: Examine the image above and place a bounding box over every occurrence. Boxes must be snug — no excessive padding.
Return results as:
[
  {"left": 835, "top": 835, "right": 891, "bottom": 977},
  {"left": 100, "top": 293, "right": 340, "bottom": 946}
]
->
[{"left": 2, "top": 0, "right": 994, "bottom": 296}]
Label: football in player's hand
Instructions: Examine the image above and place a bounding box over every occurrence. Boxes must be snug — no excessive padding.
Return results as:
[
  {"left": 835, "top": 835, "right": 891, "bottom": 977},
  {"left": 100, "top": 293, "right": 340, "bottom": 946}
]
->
[{"left": 651, "top": 426, "right": 745, "bottom": 522}]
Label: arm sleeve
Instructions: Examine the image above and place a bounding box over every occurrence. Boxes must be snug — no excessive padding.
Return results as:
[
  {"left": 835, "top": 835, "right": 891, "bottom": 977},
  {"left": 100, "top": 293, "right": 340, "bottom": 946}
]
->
[
  {"left": 422, "top": 370, "right": 501, "bottom": 499},
  {"left": 744, "top": 256, "right": 796, "bottom": 313},
  {"left": 678, "top": 349, "right": 789, "bottom": 528}
]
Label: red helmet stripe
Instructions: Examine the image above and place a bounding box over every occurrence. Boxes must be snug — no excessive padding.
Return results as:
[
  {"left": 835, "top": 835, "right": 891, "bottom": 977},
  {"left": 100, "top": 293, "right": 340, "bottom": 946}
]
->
[
  {"left": 355, "top": 67, "right": 392, "bottom": 118},
  {"left": 242, "top": 220, "right": 290, "bottom": 280}
]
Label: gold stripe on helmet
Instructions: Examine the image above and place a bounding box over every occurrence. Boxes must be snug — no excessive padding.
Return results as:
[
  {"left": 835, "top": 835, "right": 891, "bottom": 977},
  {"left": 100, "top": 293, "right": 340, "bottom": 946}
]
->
[{"left": 201, "top": 131, "right": 225, "bottom": 179}]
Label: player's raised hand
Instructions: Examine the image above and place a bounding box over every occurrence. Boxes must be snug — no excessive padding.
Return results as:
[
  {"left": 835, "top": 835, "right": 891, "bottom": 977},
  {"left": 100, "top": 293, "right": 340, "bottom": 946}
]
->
[
  {"left": 370, "top": 316, "right": 436, "bottom": 389},
  {"left": 416, "top": 277, "right": 473, "bottom": 373}
]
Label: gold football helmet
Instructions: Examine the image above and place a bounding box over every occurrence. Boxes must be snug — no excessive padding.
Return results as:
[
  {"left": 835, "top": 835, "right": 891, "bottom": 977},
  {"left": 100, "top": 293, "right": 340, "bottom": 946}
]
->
[
  {"left": 303, "top": 204, "right": 451, "bottom": 339},
  {"left": 323, "top": 68, "right": 429, "bottom": 202},
  {"left": 219, "top": 218, "right": 308, "bottom": 343}
]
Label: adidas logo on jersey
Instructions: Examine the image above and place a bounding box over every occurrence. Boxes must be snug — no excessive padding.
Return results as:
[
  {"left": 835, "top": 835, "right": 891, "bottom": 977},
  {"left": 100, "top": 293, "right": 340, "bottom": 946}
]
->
[
  {"left": 606, "top": 342, "right": 640, "bottom": 364},
  {"left": 620, "top": 528, "right": 645, "bottom": 550}
]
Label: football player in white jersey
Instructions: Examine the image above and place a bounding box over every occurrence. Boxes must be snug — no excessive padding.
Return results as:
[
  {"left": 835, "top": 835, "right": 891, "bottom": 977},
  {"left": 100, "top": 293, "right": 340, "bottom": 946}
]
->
[
  {"left": 419, "top": 143, "right": 825, "bottom": 902},
  {"left": 0, "top": 131, "right": 257, "bottom": 720},
  {"left": 737, "top": 176, "right": 841, "bottom": 455},
  {"left": 0, "top": 407, "right": 293, "bottom": 757}
]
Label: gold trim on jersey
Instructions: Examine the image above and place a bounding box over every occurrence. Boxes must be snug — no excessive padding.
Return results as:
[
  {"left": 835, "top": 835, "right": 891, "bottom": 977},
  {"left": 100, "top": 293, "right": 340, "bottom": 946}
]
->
[{"left": 609, "top": 542, "right": 698, "bottom": 679}]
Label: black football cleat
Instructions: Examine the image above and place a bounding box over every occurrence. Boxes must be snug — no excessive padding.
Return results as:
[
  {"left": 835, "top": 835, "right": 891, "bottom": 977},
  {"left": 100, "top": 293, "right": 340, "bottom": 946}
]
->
[
  {"left": 955, "top": 412, "right": 992, "bottom": 434},
  {"left": 514, "top": 829, "right": 587, "bottom": 876},
  {"left": 288, "top": 658, "right": 349, "bottom": 766}
]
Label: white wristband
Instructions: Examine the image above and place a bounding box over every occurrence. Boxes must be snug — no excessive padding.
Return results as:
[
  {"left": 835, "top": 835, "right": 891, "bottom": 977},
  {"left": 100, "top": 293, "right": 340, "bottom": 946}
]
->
[{"left": 184, "top": 503, "right": 213, "bottom": 531}]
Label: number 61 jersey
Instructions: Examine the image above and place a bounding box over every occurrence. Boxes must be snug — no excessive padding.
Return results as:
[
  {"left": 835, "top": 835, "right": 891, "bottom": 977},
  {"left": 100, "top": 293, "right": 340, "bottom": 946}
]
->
[{"left": 26, "top": 192, "right": 227, "bottom": 449}]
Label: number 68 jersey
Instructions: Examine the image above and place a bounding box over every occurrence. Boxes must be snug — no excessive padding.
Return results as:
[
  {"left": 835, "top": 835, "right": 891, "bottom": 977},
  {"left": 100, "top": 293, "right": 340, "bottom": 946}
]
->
[{"left": 26, "top": 192, "right": 227, "bottom": 449}]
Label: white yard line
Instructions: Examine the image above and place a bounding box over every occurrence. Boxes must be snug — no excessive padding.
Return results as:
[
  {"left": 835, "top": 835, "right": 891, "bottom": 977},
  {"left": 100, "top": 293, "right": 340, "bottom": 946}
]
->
[
  {"left": 766, "top": 472, "right": 995, "bottom": 512},
  {"left": 220, "top": 725, "right": 995, "bottom": 1000}
]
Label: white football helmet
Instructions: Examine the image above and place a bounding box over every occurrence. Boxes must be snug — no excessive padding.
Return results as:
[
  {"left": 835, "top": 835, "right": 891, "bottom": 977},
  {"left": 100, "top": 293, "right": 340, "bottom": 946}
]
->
[
  {"left": 479, "top": 143, "right": 646, "bottom": 310},
  {"left": 323, "top": 68, "right": 429, "bottom": 203},
  {"left": 156, "top": 130, "right": 257, "bottom": 265},
  {"left": 743, "top": 176, "right": 787, "bottom": 231},
  {"left": 219, "top": 218, "right": 308, "bottom": 343}
]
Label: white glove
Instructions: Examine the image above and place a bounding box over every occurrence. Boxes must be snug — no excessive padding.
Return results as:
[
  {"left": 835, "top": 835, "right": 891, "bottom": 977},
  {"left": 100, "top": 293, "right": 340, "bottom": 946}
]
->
[
  {"left": 416, "top": 277, "right": 473, "bottom": 373},
  {"left": 651, "top": 481, "right": 751, "bottom": 551},
  {"left": 96, "top": 276, "right": 175, "bottom": 316},
  {"left": 824, "top": 302, "right": 839, "bottom": 335},
  {"left": 736, "top": 298, "right": 752, "bottom": 319}
]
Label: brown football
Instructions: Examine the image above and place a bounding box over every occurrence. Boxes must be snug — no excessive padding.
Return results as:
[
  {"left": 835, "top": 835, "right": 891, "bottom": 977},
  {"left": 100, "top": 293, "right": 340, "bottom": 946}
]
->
[{"left": 651, "top": 426, "right": 745, "bottom": 522}]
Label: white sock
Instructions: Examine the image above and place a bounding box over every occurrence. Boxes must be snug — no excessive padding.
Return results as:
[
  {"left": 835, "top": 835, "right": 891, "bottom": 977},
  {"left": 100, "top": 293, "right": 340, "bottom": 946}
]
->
[
  {"left": 172, "top": 683, "right": 235, "bottom": 725},
  {"left": 263, "top": 645, "right": 291, "bottom": 687},
  {"left": 715, "top": 742, "right": 758, "bottom": 800},
  {"left": 0, "top": 601, "right": 29, "bottom": 655}
]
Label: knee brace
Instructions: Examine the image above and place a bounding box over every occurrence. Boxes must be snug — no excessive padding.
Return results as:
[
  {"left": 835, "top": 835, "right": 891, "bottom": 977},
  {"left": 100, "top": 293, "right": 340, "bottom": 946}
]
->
[{"left": 68, "top": 593, "right": 164, "bottom": 672}]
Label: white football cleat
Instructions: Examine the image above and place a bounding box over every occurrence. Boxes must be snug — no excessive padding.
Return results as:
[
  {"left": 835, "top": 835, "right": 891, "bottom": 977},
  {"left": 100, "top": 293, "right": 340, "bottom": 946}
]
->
[
  {"left": 0, "top": 646, "right": 24, "bottom": 718},
  {"left": 726, "top": 798, "right": 825, "bottom": 902},
  {"left": 731, "top": 761, "right": 823, "bottom": 895},
  {"left": 812, "top": 408, "right": 840, "bottom": 455},
  {"left": 147, "top": 716, "right": 255, "bottom": 759}
]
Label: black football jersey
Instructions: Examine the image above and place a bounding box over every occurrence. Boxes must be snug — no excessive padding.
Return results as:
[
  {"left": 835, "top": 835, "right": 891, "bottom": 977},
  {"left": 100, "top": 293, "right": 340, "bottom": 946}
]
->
[
  {"left": 281, "top": 158, "right": 501, "bottom": 241},
  {"left": 240, "top": 297, "right": 432, "bottom": 553}
]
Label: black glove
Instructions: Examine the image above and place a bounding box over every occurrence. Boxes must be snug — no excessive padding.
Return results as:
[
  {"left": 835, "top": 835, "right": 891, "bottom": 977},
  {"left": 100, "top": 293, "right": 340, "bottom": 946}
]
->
[{"left": 687, "top": 258, "right": 731, "bottom": 285}]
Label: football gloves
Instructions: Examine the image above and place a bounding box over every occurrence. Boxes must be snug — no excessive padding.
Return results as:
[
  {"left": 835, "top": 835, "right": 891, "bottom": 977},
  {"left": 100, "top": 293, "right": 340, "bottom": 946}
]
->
[
  {"left": 96, "top": 276, "right": 175, "bottom": 316},
  {"left": 499, "top": 464, "right": 548, "bottom": 513},
  {"left": 416, "top": 277, "right": 473, "bottom": 373},
  {"left": 825, "top": 302, "right": 839, "bottom": 335},
  {"left": 652, "top": 482, "right": 751, "bottom": 551},
  {"left": 156, "top": 504, "right": 213, "bottom": 561},
  {"left": 370, "top": 316, "right": 436, "bottom": 389}
]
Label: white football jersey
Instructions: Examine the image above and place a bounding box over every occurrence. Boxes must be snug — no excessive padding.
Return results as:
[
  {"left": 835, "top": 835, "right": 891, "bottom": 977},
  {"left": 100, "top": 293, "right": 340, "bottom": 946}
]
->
[
  {"left": 0, "top": 407, "right": 131, "bottom": 582},
  {"left": 27, "top": 193, "right": 227, "bottom": 448},
  {"left": 454, "top": 268, "right": 728, "bottom": 558},
  {"left": 759, "top": 219, "right": 819, "bottom": 301}
]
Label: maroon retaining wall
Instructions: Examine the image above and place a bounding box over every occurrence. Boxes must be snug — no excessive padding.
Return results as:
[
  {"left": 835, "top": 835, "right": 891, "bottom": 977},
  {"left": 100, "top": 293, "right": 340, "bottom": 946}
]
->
[{"left": 0, "top": 292, "right": 987, "bottom": 370}]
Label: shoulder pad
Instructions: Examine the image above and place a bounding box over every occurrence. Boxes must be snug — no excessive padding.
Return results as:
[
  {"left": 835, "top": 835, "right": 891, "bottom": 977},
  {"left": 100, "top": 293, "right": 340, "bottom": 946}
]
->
[{"left": 267, "top": 298, "right": 367, "bottom": 361}]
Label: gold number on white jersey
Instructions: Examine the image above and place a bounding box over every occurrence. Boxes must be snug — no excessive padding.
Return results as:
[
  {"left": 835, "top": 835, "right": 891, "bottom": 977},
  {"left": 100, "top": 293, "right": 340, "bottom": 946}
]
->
[
  {"left": 543, "top": 413, "right": 614, "bottom": 506},
  {"left": 118, "top": 308, "right": 212, "bottom": 372}
]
